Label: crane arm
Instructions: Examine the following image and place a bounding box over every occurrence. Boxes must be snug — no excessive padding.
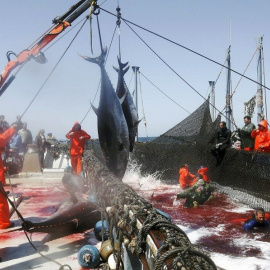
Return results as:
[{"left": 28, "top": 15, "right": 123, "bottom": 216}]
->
[{"left": 0, "top": 0, "right": 95, "bottom": 96}]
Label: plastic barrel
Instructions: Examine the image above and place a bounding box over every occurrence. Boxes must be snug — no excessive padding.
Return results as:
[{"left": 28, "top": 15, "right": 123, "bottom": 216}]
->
[{"left": 77, "top": 245, "right": 100, "bottom": 268}]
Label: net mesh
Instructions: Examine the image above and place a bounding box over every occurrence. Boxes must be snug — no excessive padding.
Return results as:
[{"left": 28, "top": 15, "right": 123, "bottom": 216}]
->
[{"left": 132, "top": 99, "right": 270, "bottom": 211}]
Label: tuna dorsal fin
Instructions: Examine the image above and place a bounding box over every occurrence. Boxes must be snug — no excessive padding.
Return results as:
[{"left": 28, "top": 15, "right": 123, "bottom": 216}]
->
[
  {"left": 119, "top": 92, "right": 127, "bottom": 105},
  {"left": 91, "top": 104, "right": 99, "bottom": 115}
]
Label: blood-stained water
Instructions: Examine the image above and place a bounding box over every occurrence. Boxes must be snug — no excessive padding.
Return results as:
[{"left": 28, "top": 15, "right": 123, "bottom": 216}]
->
[
  {"left": 1, "top": 165, "right": 270, "bottom": 270},
  {"left": 123, "top": 164, "right": 270, "bottom": 270}
]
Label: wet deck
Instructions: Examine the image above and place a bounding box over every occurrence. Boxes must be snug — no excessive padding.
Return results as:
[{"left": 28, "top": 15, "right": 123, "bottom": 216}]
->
[{"left": 0, "top": 170, "right": 99, "bottom": 270}]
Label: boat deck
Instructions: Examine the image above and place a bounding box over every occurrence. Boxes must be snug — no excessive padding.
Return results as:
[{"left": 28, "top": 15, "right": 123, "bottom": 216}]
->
[{"left": 0, "top": 170, "right": 99, "bottom": 270}]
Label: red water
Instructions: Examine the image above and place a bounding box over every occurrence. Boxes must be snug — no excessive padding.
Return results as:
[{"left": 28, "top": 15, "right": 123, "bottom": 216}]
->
[
  {"left": 2, "top": 181, "right": 270, "bottom": 267},
  {"left": 135, "top": 186, "right": 270, "bottom": 258}
]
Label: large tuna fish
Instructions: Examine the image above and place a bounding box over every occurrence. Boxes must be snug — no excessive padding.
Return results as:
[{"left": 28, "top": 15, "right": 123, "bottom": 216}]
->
[
  {"left": 19, "top": 195, "right": 101, "bottom": 234},
  {"left": 80, "top": 47, "right": 129, "bottom": 179},
  {"left": 114, "top": 57, "right": 140, "bottom": 152}
]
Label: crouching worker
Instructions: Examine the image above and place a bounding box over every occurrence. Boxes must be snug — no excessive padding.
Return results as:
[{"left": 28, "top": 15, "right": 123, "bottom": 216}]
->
[
  {"left": 243, "top": 208, "right": 269, "bottom": 231},
  {"left": 176, "top": 174, "right": 212, "bottom": 208}
]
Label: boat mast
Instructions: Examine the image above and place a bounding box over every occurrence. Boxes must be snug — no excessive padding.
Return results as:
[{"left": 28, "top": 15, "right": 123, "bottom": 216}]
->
[
  {"left": 132, "top": 66, "right": 140, "bottom": 141},
  {"left": 257, "top": 35, "right": 264, "bottom": 123},
  {"left": 225, "top": 46, "right": 232, "bottom": 130},
  {"left": 209, "top": 81, "right": 216, "bottom": 120}
]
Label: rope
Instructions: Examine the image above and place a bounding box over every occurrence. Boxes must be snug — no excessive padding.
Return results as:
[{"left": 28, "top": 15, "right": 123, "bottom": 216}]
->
[
  {"left": 89, "top": 5, "right": 94, "bottom": 54},
  {"left": 96, "top": 14, "right": 103, "bottom": 54},
  {"left": 20, "top": 18, "right": 88, "bottom": 118},
  {"left": 27, "top": 25, "right": 56, "bottom": 50},
  {"left": 99, "top": 7, "right": 270, "bottom": 92},
  {"left": 231, "top": 47, "right": 258, "bottom": 99},
  {"left": 116, "top": 6, "right": 121, "bottom": 59},
  {"left": 80, "top": 24, "right": 118, "bottom": 124},
  {"left": 138, "top": 72, "right": 149, "bottom": 138},
  {"left": 139, "top": 71, "right": 190, "bottom": 114},
  {"left": 78, "top": 6, "right": 236, "bottom": 128},
  {"left": 2, "top": 18, "right": 87, "bottom": 95},
  {"left": 44, "top": 17, "right": 87, "bottom": 53},
  {"left": 217, "top": 47, "right": 258, "bottom": 126},
  {"left": 121, "top": 20, "right": 239, "bottom": 127}
]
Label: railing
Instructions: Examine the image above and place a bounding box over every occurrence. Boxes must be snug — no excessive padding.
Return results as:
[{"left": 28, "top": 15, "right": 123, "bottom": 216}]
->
[{"left": 83, "top": 153, "right": 217, "bottom": 270}]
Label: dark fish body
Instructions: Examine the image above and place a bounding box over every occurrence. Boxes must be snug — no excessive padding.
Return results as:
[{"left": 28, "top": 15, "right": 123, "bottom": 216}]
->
[
  {"left": 114, "top": 57, "right": 139, "bottom": 152},
  {"left": 23, "top": 197, "right": 101, "bottom": 234},
  {"left": 80, "top": 48, "right": 129, "bottom": 179}
]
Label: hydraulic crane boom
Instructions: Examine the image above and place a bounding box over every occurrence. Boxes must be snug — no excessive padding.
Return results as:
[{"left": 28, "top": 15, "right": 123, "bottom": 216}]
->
[{"left": 0, "top": 0, "right": 95, "bottom": 96}]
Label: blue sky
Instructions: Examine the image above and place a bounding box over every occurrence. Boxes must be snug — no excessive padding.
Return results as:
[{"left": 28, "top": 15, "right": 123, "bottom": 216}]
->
[{"left": 0, "top": 0, "right": 269, "bottom": 139}]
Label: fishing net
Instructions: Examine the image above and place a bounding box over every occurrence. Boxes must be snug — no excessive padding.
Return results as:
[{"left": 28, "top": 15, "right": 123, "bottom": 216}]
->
[
  {"left": 131, "top": 99, "right": 270, "bottom": 210},
  {"left": 83, "top": 153, "right": 217, "bottom": 270}
]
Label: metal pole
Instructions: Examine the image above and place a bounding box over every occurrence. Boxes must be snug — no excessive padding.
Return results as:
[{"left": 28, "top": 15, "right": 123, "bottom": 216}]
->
[
  {"left": 257, "top": 36, "right": 263, "bottom": 123},
  {"left": 209, "top": 81, "right": 215, "bottom": 120},
  {"left": 225, "top": 46, "right": 232, "bottom": 130},
  {"left": 132, "top": 66, "right": 140, "bottom": 142}
]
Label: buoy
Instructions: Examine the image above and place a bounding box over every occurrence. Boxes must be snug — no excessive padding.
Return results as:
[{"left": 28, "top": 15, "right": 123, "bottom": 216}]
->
[
  {"left": 108, "top": 254, "right": 117, "bottom": 270},
  {"left": 77, "top": 245, "right": 100, "bottom": 268},
  {"left": 99, "top": 240, "right": 113, "bottom": 261},
  {"left": 94, "top": 220, "right": 109, "bottom": 241}
]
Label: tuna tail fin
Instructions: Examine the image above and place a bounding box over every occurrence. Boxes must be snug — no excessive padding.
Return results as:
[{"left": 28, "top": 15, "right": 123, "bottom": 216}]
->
[
  {"left": 91, "top": 104, "right": 99, "bottom": 115},
  {"left": 79, "top": 46, "right": 107, "bottom": 65},
  {"left": 113, "top": 66, "right": 119, "bottom": 73},
  {"left": 117, "top": 56, "right": 129, "bottom": 75},
  {"left": 113, "top": 65, "right": 129, "bottom": 75}
]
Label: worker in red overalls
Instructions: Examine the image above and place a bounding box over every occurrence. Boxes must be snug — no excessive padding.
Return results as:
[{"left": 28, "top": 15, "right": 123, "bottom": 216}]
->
[
  {"left": 197, "top": 166, "right": 210, "bottom": 183},
  {"left": 178, "top": 164, "right": 196, "bottom": 189},
  {"left": 66, "top": 122, "right": 90, "bottom": 175},
  {"left": 0, "top": 124, "right": 18, "bottom": 229}
]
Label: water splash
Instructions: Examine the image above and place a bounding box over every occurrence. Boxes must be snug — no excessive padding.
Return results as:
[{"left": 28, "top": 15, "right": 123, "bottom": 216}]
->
[{"left": 123, "top": 158, "right": 162, "bottom": 190}]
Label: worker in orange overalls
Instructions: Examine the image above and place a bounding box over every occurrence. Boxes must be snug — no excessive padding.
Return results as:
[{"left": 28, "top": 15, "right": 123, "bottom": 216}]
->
[
  {"left": 178, "top": 164, "right": 196, "bottom": 189},
  {"left": 197, "top": 166, "right": 210, "bottom": 183},
  {"left": 251, "top": 119, "right": 270, "bottom": 152},
  {"left": 0, "top": 125, "right": 18, "bottom": 185},
  {"left": 0, "top": 124, "right": 18, "bottom": 229},
  {"left": 66, "top": 122, "right": 90, "bottom": 175}
]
